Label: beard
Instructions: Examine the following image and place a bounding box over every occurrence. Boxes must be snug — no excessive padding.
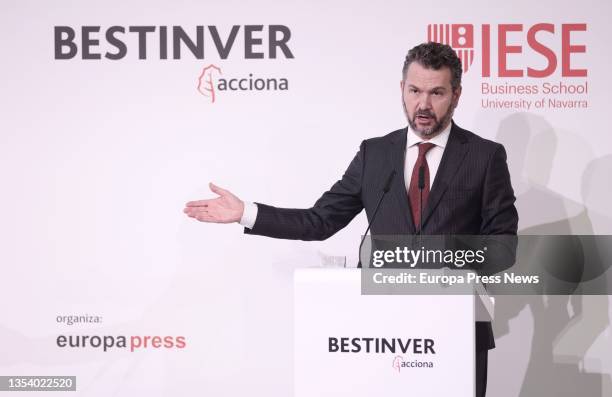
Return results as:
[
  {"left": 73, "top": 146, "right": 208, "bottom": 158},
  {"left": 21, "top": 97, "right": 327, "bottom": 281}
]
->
[{"left": 404, "top": 101, "right": 455, "bottom": 137}]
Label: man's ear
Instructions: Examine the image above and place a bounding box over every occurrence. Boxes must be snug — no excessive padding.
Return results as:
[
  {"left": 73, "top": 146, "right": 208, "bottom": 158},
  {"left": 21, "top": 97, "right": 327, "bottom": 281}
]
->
[{"left": 453, "top": 85, "right": 462, "bottom": 105}]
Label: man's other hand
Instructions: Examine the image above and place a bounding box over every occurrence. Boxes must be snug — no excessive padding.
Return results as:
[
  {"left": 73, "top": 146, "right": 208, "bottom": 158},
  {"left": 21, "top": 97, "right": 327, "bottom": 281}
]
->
[{"left": 184, "top": 183, "right": 244, "bottom": 223}]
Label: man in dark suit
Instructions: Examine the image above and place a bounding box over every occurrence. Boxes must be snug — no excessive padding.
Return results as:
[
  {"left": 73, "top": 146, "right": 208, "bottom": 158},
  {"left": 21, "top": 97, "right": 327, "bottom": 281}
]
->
[{"left": 184, "top": 42, "right": 518, "bottom": 397}]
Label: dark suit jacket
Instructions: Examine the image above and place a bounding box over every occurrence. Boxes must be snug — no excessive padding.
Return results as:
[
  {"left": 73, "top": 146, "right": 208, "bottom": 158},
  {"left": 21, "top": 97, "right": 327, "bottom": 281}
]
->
[{"left": 245, "top": 122, "right": 519, "bottom": 350}]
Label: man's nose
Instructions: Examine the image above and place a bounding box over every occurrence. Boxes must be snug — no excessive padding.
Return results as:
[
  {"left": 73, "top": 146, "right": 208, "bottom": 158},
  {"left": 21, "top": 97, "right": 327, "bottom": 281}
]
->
[{"left": 418, "top": 93, "right": 433, "bottom": 110}]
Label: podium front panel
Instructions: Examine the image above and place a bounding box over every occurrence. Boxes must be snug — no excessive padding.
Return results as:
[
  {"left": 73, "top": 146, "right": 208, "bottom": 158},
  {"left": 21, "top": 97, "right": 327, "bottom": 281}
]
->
[{"left": 294, "top": 268, "right": 475, "bottom": 396}]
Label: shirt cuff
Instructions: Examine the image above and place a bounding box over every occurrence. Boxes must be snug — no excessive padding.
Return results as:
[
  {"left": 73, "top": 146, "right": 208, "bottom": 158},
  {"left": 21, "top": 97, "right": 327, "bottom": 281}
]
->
[{"left": 239, "top": 202, "right": 258, "bottom": 229}]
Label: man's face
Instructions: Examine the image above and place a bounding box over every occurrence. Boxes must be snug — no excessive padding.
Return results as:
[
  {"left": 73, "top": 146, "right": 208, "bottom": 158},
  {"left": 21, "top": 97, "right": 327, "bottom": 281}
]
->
[{"left": 401, "top": 62, "right": 461, "bottom": 138}]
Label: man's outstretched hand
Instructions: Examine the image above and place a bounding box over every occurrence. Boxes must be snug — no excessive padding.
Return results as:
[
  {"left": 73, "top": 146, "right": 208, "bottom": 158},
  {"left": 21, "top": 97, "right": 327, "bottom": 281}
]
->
[{"left": 184, "top": 183, "right": 245, "bottom": 223}]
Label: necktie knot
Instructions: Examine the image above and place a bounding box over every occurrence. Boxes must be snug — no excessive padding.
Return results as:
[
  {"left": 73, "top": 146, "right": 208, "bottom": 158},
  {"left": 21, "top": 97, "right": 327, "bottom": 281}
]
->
[{"left": 418, "top": 142, "right": 436, "bottom": 159}]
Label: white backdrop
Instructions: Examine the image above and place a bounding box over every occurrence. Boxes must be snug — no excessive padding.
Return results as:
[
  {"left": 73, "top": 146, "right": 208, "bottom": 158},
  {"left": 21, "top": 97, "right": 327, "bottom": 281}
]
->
[{"left": 1, "top": 0, "right": 611, "bottom": 395}]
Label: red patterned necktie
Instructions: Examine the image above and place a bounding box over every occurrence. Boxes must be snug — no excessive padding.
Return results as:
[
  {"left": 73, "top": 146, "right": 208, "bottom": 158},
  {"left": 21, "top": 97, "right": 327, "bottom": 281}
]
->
[{"left": 408, "top": 142, "right": 436, "bottom": 229}]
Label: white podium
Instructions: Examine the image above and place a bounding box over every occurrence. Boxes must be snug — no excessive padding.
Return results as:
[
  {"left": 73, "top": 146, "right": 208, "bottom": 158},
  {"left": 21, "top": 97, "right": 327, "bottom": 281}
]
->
[{"left": 294, "top": 268, "right": 490, "bottom": 397}]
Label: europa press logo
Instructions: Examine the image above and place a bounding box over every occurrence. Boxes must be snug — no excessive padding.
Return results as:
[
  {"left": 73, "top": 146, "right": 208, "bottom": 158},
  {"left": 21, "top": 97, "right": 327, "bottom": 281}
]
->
[{"left": 427, "top": 24, "right": 474, "bottom": 74}]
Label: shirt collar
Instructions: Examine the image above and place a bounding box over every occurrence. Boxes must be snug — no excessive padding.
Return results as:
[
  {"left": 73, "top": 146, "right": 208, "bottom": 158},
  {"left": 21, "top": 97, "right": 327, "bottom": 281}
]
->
[{"left": 407, "top": 121, "right": 452, "bottom": 149}]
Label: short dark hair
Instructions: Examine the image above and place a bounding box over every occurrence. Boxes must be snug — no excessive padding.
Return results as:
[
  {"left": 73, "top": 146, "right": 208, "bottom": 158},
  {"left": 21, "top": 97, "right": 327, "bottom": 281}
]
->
[{"left": 402, "top": 42, "right": 462, "bottom": 91}]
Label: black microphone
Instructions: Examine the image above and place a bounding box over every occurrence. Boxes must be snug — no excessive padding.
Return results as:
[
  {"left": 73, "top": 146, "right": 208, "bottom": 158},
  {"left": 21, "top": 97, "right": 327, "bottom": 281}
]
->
[
  {"left": 357, "top": 170, "right": 396, "bottom": 268},
  {"left": 418, "top": 166, "right": 425, "bottom": 235}
]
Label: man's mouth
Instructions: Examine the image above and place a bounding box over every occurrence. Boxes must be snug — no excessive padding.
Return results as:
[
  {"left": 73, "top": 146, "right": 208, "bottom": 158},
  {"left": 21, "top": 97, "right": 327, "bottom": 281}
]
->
[{"left": 416, "top": 114, "right": 434, "bottom": 122}]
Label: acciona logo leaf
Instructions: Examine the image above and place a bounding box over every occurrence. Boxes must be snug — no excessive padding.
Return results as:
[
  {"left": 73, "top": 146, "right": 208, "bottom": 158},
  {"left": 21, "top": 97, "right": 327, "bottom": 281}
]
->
[{"left": 197, "top": 64, "right": 222, "bottom": 103}]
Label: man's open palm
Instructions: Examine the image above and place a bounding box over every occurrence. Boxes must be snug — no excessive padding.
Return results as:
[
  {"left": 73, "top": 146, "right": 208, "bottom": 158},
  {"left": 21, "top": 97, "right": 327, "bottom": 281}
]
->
[{"left": 184, "top": 183, "right": 244, "bottom": 223}]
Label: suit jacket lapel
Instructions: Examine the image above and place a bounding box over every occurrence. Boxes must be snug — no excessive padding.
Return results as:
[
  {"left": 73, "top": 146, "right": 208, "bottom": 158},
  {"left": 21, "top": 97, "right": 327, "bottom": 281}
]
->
[
  {"left": 421, "top": 123, "right": 470, "bottom": 229},
  {"left": 389, "top": 128, "right": 416, "bottom": 234}
]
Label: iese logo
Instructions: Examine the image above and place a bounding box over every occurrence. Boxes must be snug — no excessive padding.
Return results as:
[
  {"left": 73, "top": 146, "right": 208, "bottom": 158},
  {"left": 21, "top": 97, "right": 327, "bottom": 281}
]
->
[{"left": 427, "top": 23, "right": 587, "bottom": 77}]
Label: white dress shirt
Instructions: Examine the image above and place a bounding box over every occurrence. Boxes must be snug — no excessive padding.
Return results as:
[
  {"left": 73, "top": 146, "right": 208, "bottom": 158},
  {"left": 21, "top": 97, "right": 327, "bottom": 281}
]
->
[
  {"left": 404, "top": 122, "right": 451, "bottom": 191},
  {"left": 240, "top": 199, "right": 258, "bottom": 229},
  {"left": 240, "top": 122, "right": 453, "bottom": 229}
]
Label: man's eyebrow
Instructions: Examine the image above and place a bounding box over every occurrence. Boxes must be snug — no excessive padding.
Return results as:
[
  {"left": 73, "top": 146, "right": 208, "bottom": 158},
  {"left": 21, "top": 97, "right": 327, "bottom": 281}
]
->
[{"left": 406, "top": 84, "right": 447, "bottom": 91}]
